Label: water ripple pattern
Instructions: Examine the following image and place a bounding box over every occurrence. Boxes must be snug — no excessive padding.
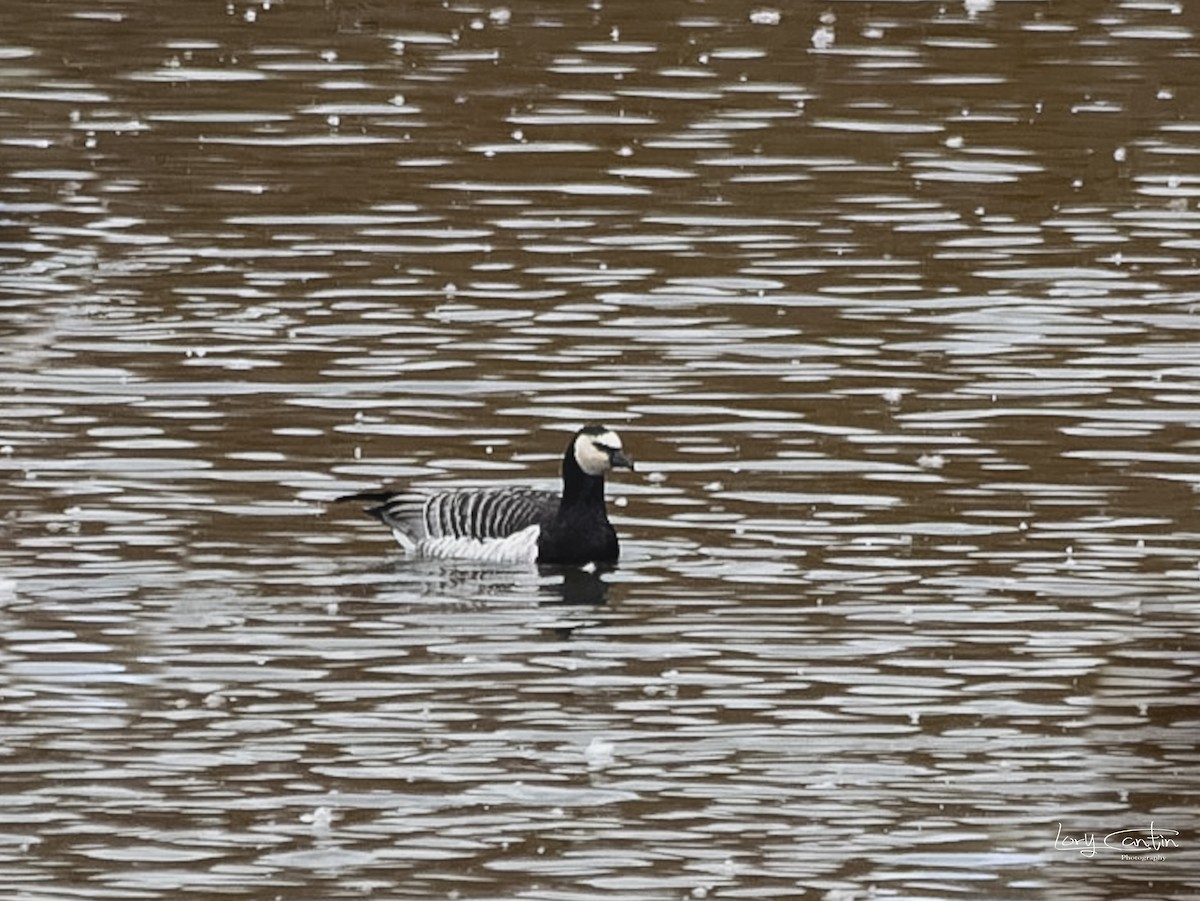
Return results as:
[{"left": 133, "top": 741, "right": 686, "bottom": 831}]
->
[{"left": 1, "top": 1, "right": 1198, "bottom": 899}]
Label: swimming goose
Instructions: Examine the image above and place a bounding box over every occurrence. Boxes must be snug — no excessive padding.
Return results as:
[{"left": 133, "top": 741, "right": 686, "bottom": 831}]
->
[{"left": 340, "top": 424, "right": 633, "bottom": 565}]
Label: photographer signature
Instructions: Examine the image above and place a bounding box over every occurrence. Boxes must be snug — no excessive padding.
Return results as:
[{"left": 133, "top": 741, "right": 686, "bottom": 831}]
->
[{"left": 1055, "top": 822, "right": 1180, "bottom": 858}]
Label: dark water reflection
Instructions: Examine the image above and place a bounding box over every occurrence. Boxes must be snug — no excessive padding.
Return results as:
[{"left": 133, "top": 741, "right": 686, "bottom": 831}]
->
[{"left": 3, "top": 0, "right": 1200, "bottom": 899}]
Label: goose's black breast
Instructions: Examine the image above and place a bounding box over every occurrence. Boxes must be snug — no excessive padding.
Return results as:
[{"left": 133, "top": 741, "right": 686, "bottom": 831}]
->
[{"left": 536, "top": 507, "right": 619, "bottom": 565}]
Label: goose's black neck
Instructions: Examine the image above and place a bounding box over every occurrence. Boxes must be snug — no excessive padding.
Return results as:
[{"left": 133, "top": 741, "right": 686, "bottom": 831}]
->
[
  {"left": 560, "top": 444, "right": 607, "bottom": 510},
  {"left": 538, "top": 431, "right": 621, "bottom": 565}
]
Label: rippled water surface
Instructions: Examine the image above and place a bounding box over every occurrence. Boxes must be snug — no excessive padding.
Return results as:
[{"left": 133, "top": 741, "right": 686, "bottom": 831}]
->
[{"left": 3, "top": 1, "right": 1199, "bottom": 898}]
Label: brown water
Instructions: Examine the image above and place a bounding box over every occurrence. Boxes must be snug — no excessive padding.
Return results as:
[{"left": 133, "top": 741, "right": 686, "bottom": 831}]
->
[{"left": 2, "top": 1, "right": 1199, "bottom": 898}]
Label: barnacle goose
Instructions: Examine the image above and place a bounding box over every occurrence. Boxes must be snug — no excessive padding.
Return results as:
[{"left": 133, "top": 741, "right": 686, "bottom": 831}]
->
[{"left": 340, "top": 425, "right": 633, "bottom": 565}]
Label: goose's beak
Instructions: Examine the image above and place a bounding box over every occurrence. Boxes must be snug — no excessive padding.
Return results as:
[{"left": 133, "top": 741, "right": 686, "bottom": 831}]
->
[{"left": 610, "top": 449, "right": 634, "bottom": 471}]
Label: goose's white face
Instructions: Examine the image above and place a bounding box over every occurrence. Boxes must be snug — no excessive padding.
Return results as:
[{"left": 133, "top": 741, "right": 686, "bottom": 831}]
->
[{"left": 574, "top": 429, "right": 630, "bottom": 477}]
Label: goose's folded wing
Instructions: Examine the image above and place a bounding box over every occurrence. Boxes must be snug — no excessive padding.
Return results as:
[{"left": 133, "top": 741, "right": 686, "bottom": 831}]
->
[
  {"left": 426, "top": 487, "right": 558, "bottom": 539},
  {"left": 338, "top": 487, "right": 558, "bottom": 542}
]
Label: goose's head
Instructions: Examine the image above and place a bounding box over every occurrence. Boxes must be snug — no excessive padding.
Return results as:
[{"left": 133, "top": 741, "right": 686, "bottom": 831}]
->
[{"left": 573, "top": 425, "right": 634, "bottom": 477}]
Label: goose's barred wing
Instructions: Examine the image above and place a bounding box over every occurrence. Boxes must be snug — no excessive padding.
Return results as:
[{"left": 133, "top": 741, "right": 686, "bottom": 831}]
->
[
  {"left": 342, "top": 487, "right": 558, "bottom": 543},
  {"left": 423, "top": 487, "right": 558, "bottom": 539}
]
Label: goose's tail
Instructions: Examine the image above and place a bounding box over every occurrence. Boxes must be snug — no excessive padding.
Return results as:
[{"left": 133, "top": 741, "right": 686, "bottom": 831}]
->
[{"left": 336, "top": 490, "right": 427, "bottom": 551}]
